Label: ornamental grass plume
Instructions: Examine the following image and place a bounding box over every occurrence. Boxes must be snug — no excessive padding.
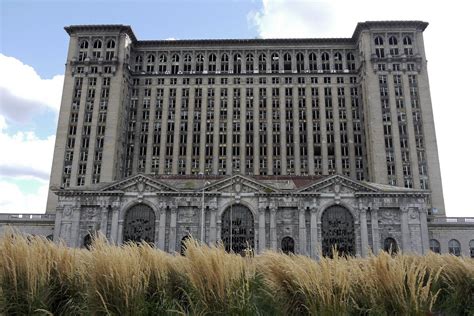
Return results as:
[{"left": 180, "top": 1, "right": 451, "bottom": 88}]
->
[
  {"left": 258, "top": 250, "right": 352, "bottom": 316},
  {"left": 179, "top": 239, "right": 264, "bottom": 315}
]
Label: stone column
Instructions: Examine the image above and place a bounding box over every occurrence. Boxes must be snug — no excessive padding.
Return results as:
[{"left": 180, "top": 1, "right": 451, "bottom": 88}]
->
[
  {"left": 158, "top": 207, "right": 167, "bottom": 250},
  {"left": 70, "top": 207, "right": 81, "bottom": 247},
  {"left": 99, "top": 205, "right": 108, "bottom": 237},
  {"left": 53, "top": 206, "right": 63, "bottom": 242},
  {"left": 419, "top": 208, "right": 430, "bottom": 254},
  {"left": 310, "top": 207, "right": 318, "bottom": 259},
  {"left": 209, "top": 207, "right": 217, "bottom": 244},
  {"left": 298, "top": 207, "right": 307, "bottom": 255},
  {"left": 359, "top": 208, "right": 369, "bottom": 257},
  {"left": 117, "top": 219, "right": 124, "bottom": 245},
  {"left": 259, "top": 208, "right": 266, "bottom": 253},
  {"left": 110, "top": 206, "right": 119, "bottom": 244},
  {"left": 169, "top": 207, "right": 178, "bottom": 252},
  {"left": 401, "top": 207, "right": 410, "bottom": 252},
  {"left": 371, "top": 208, "right": 380, "bottom": 255},
  {"left": 270, "top": 207, "right": 277, "bottom": 251}
]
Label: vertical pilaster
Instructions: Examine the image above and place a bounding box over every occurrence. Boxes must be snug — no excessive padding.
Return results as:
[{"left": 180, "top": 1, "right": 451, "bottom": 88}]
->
[
  {"left": 259, "top": 209, "right": 266, "bottom": 253},
  {"left": 158, "top": 207, "right": 167, "bottom": 250},
  {"left": 310, "top": 207, "right": 318, "bottom": 259},
  {"left": 209, "top": 207, "right": 217, "bottom": 244},
  {"left": 270, "top": 207, "right": 277, "bottom": 251},
  {"left": 401, "top": 207, "right": 410, "bottom": 252},
  {"left": 371, "top": 208, "right": 380, "bottom": 254},
  {"left": 298, "top": 207, "right": 307, "bottom": 255},
  {"left": 359, "top": 208, "right": 369, "bottom": 257},
  {"left": 110, "top": 205, "right": 119, "bottom": 244},
  {"left": 169, "top": 207, "right": 177, "bottom": 252},
  {"left": 419, "top": 208, "right": 429, "bottom": 254}
]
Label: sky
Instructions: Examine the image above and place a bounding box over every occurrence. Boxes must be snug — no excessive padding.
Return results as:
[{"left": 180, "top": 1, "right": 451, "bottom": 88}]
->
[{"left": 0, "top": 0, "right": 473, "bottom": 217}]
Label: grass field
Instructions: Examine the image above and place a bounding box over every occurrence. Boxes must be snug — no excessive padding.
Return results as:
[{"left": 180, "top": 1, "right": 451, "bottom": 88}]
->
[{"left": 1, "top": 233, "right": 473, "bottom": 315}]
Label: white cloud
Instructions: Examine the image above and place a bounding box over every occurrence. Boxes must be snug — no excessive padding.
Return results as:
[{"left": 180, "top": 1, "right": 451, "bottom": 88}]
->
[
  {"left": 0, "top": 54, "right": 64, "bottom": 123},
  {"left": 248, "top": 0, "right": 474, "bottom": 218},
  {"left": 0, "top": 115, "right": 55, "bottom": 181},
  {"left": 248, "top": 0, "right": 333, "bottom": 38},
  {"left": 0, "top": 180, "right": 48, "bottom": 213},
  {"left": 0, "top": 54, "right": 60, "bottom": 213}
]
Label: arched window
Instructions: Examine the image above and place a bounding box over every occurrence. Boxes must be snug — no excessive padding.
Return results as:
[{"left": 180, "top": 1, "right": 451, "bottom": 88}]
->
[
  {"left": 78, "top": 40, "right": 88, "bottom": 61},
  {"left": 258, "top": 53, "right": 266, "bottom": 72},
  {"left": 429, "top": 239, "right": 441, "bottom": 253},
  {"left": 296, "top": 52, "right": 304, "bottom": 72},
  {"left": 374, "top": 36, "right": 384, "bottom": 46},
  {"left": 271, "top": 53, "right": 279, "bottom": 73},
  {"left": 146, "top": 54, "right": 155, "bottom": 73},
  {"left": 195, "top": 54, "right": 204, "bottom": 72},
  {"left": 79, "top": 40, "right": 89, "bottom": 49},
  {"left": 147, "top": 54, "right": 155, "bottom": 63},
  {"left": 123, "top": 204, "right": 156, "bottom": 244},
  {"left": 448, "top": 239, "right": 461, "bottom": 256},
  {"left": 334, "top": 52, "right": 343, "bottom": 71},
  {"left": 83, "top": 233, "right": 93, "bottom": 250},
  {"left": 347, "top": 52, "right": 355, "bottom": 71},
  {"left": 181, "top": 235, "right": 191, "bottom": 256},
  {"left": 221, "top": 53, "right": 229, "bottom": 72},
  {"left": 389, "top": 36, "right": 399, "bottom": 56},
  {"left": 93, "top": 39, "right": 102, "bottom": 49},
  {"left": 46, "top": 234, "right": 54, "bottom": 241},
  {"left": 221, "top": 204, "right": 254, "bottom": 254},
  {"left": 208, "top": 53, "right": 217, "bottom": 72},
  {"left": 374, "top": 36, "right": 385, "bottom": 58},
  {"left": 233, "top": 53, "right": 242, "bottom": 73},
  {"left": 184, "top": 54, "right": 192, "bottom": 73},
  {"left": 321, "top": 52, "right": 330, "bottom": 71},
  {"left": 321, "top": 205, "right": 355, "bottom": 257},
  {"left": 158, "top": 54, "right": 167, "bottom": 73},
  {"left": 92, "top": 40, "right": 102, "bottom": 59},
  {"left": 281, "top": 236, "right": 295, "bottom": 254},
  {"left": 245, "top": 53, "right": 254, "bottom": 73},
  {"left": 309, "top": 52, "right": 317, "bottom": 71},
  {"left": 383, "top": 237, "right": 398, "bottom": 254},
  {"left": 171, "top": 54, "right": 179, "bottom": 74},
  {"left": 469, "top": 240, "right": 474, "bottom": 258},
  {"left": 283, "top": 52, "right": 292, "bottom": 71},
  {"left": 106, "top": 39, "right": 116, "bottom": 49},
  {"left": 134, "top": 55, "right": 143, "bottom": 72},
  {"left": 403, "top": 36, "right": 413, "bottom": 55}
]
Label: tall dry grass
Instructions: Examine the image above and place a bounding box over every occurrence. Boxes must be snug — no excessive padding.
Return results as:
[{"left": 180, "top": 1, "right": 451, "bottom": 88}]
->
[{"left": 1, "top": 232, "right": 473, "bottom": 315}]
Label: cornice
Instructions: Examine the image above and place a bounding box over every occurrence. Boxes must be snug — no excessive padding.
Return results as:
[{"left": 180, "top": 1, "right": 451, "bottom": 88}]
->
[
  {"left": 64, "top": 20, "right": 428, "bottom": 48},
  {"left": 64, "top": 24, "right": 138, "bottom": 42}
]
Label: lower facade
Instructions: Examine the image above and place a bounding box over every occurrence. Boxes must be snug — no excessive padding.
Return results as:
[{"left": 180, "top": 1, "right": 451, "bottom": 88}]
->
[{"left": 1, "top": 174, "right": 473, "bottom": 258}]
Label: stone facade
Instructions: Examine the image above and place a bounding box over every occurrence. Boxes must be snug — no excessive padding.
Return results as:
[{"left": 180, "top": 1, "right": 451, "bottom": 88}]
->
[
  {"left": 0, "top": 21, "right": 473, "bottom": 257},
  {"left": 50, "top": 174, "right": 432, "bottom": 257}
]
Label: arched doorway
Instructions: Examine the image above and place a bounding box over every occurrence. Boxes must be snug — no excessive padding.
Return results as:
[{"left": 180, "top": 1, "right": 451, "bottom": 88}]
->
[
  {"left": 83, "top": 233, "right": 93, "bottom": 250},
  {"left": 384, "top": 237, "right": 398, "bottom": 254},
  {"left": 221, "top": 204, "right": 254, "bottom": 254},
  {"left": 181, "top": 235, "right": 191, "bottom": 256},
  {"left": 281, "top": 236, "right": 295, "bottom": 254},
  {"left": 321, "top": 205, "right": 355, "bottom": 257},
  {"left": 123, "top": 204, "right": 156, "bottom": 244}
]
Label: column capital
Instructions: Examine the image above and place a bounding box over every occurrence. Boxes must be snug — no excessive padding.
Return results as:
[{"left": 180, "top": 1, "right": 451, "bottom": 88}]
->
[
  {"left": 359, "top": 208, "right": 367, "bottom": 216},
  {"left": 310, "top": 207, "right": 318, "bottom": 214},
  {"left": 401, "top": 206, "right": 409, "bottom": 214}
]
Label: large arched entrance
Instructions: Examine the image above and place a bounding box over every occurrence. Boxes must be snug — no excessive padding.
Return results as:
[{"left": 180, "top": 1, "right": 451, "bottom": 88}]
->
[
  {"left": 321, "top": 205, "right": 355, "bottom": 257},
  {"left": 221, "top": 204, "right": 254, "bottom": 254},
  {"left": 123, "top": 203, "right": 155, "bottom": 244}
]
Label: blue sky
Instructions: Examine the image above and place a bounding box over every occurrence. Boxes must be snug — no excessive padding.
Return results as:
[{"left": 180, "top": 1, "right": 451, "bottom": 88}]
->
[{"left": 1, "top": 0, "right": 473, "bottom": 217}]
